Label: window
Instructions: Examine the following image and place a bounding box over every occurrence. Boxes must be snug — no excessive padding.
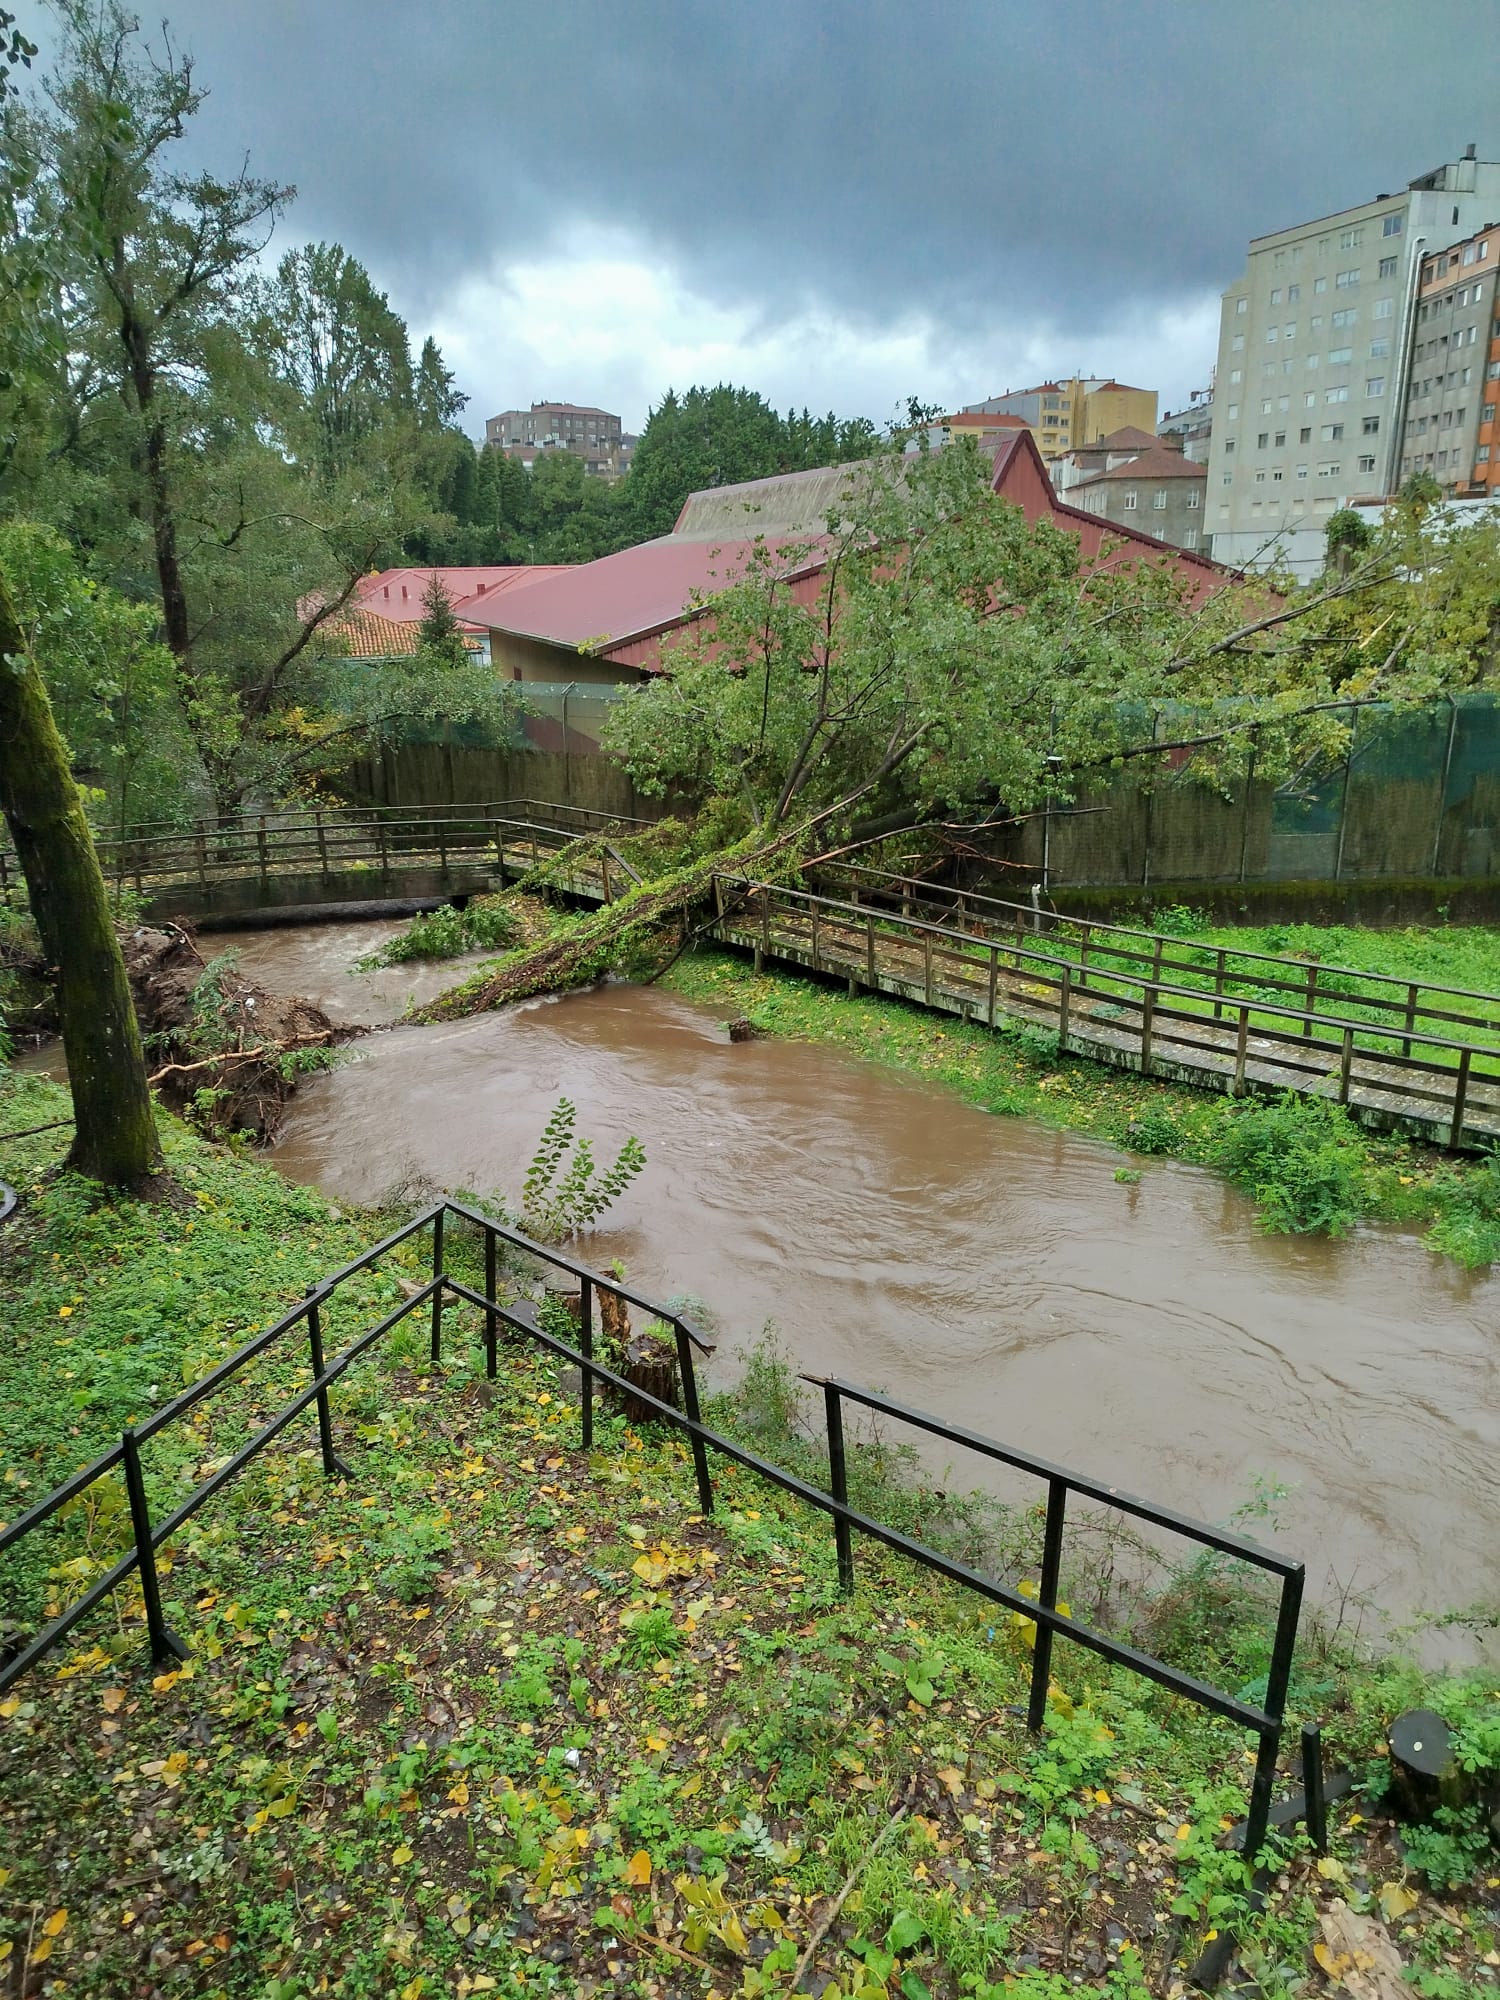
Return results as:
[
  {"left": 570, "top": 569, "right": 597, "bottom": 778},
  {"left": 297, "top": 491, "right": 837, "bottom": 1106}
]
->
[
  {"left": 1310, "top": 314, "right": 1324, "bottom": 330},
  {"left": 1274, "top": 430, "right": 1286, "bottom": 445},
  {"left": 1321, "top": 423, "right": 1345, "bottom": 441},
  {"left": 1488, "top": 360, "right": 1500, "bottom": 379},
  {"left": 1357, "top": 454, "right": 1376, "bottom": 472},
  {"left": 1368, "top": 338, "right": 1390, "bottom": 359},
  {"left": 1272, "top": 468, "right": 1284, "bottom": 481},
  {"left": 1231, "top": 332, "right": 1245, "bottom": 351},
  {"left": 1482, "top": 241, "right": 1491, "bottom": 260},
  {"left": 1284, "top": 323, "right": 1296, "bottom": 340},
  {"left": 1270, "top": 287, "right": 1282, "bottom": 305},
  {"left": 1331, "top": 308, "right": 1357, "bottom": 328},
  {"left": 1383, "top": 213, "right": 1403, "bottom": 236},
  {"left": 1485, "top": 403, "right": 1497, "bottom": 422},
  {"left": 1266, "top": 325, "right": 1279, "bottom": 342},
  {"left": 1463, "top": 244, "right": 1477, "bottom": 266},
  {"left": 1152, "top": 489, "right": 1167, "bottom": 509},
  {"left": 1314, "top": 276, "right": 1327, "bottom": 294},
  {"left": 1336, "top": 269, "right": 1360, "bottom": 288},
  {"left": 1255, "top": 469, "right": 1266, "bottom": 483},
  {"left": 1362, "top": 415, "right": 1380, "bottom": 434},
  {"left": 1379, "top": 256, "right": 1398, "bottom": 278},
  {"left": 1223, "top": 440, "right": 1235, "bottom": 454},
  {"left": 1226, "top": 402, "right": 1239, "bottom": 418},
  {"left": 1366, "top": 377, "right": 1386, "bottom": 397},
  {"left": 1229, "top": 368, "right": 1242, "bottom": 384},
  {"left": 1278, "top": 396, "right": 1290, "bottom": 412},
  {"left": 1304, "top": 391, "right": 1316, "bottom": 407},
  {"left": 1317, "top": 461, "right": 1341, "bottom": 477},
  {"left": 1481, "top": 444, "right": 1493, "bottom": 462},
  {"left": 1288, "top": 284, "right": 1301, "bottom": 303},
  {"left": 1306, "top": 352, "right": 1320, "bottom": 370},
  {"left": 1340, "top": 228, "right": 1364, "bottom": 249},
  {"left": 1257, "top": 431, "right": 1269, "bottom": 447},
  {"left": 1300, "top": 426, "right": 1312, "bottom": 442},
  {"left": 1329, "top": 346, "right": 1353, "bottom": 364},
  {"left": 1185, "top": 489, "right": 1200, "bottom": 508},
  {"left": 1183, "top": 528, "right": 1199, "bottom": 549},
  {"left": 1296, "top": 464, "right": 1309, "bottom": 478},
  {"left": 1123, "top": 490, "right": 1137, "bottom": 509},
  {"left": 1235, "top": 296, "right": 1248, "bottom": 314},
  {"left": 1222, "top": 473, "right": 1233, "bottom": 484},
  {"left": 1326, "top": 385, "right": 1349, "bottom": 403}
]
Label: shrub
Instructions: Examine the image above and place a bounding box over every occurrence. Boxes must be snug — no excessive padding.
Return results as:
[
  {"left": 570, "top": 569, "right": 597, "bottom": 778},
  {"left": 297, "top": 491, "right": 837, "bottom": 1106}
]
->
[
  {"left": 1125, "top": 1107, "right": 1182, "bottom": 1155},
  {"left": 1154, "top": 904, "right": 1213, "bottom": 937},
  {"left": 1209, "top": 1094, "right": 1366, "bottom": 1235},
  {"left": 365, "top": 897, "right": 521, "bottom": 965}
]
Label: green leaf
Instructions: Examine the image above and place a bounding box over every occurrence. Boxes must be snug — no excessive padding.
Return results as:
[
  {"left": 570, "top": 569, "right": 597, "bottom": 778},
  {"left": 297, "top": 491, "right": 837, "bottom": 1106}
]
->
[{"left": 886, "top": 1911, "right": 927, "bottom": 1954}]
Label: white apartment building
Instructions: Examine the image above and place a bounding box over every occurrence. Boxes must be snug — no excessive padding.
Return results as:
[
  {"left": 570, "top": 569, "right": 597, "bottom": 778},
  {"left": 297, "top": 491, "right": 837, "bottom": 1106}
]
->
[{"left": 1207, "top": 149, "right": 1500, "bottom": 577}]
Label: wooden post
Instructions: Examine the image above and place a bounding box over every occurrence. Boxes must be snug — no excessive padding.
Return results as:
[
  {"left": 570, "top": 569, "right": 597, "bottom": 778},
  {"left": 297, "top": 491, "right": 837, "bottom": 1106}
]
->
[
  {"left": 601, "top": 851, "right": 612, "bottom": 903},
  {"left": 1450, "top": 1047, "right": 1471, "bottom": 1150},
  {"left": 315, "top": 808, "right": 330, "bottom": 880},
  {"left": 1214, "top": 947, "right": 1226, "bottom": 1022},
  {"left": 867, "top": 914, "right": 876, "bottom": 984},
  {"left": 1233, "top": 1005, "right": 1249, "bottom": 1096},
  {"left": 376, "top": 815, "right": 389, "bottom": 879},
  {"left": 1058, "top": 965, "right": 1072, "bottom": 1051},
  {"left": 1338, "top": 1026, "right": 1354, "bottom": 1105},
  {"left": 195, "top": 822, "right": 209, "bottom": 895},
  {"left": 923, "top": 929, "right": 933, "bottom": 1006},
  {"left": 810, "top": 901, "right": 820, "bottom": 966},
  {"left": 1140, "top": 986, "right": 1155, "bottom": 1077},
  {"left": 988, "top": 947, "right": 998, "bottom": 1028},
  {"left": 1304, "top": 963, "right": 1318, "bottom": 1040},
  {"left": 257, "top": 815, "right": 269, "bottom": 888},
  {"left": 1403, "top": 983, "right": 1418, "bottom": 1058}
]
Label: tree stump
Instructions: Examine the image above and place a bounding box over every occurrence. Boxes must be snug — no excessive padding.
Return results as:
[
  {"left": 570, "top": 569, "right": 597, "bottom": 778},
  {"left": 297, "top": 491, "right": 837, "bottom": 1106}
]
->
[
  {"left": 1387, "top": 1709, "right": 1464, "bottom": 1823},
  {"left": 615, "top": 1336, "right": 681, "bottom": 1426},
  {"left": 727, "top": 1017, "right": 759, "bottom": 1042}
]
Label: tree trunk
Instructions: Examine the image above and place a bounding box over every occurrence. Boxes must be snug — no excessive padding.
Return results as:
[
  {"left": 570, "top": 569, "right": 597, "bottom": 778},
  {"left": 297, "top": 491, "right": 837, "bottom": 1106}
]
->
[{"left": 0, "top": 569, "right": 163, "bottom": 1188}]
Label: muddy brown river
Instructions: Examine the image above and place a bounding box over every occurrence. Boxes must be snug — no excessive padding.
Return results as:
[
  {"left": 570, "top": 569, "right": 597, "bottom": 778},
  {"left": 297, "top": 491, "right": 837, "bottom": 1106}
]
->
[{"left": 218, "top": 921, "right": 1500, "bottom": 1648}]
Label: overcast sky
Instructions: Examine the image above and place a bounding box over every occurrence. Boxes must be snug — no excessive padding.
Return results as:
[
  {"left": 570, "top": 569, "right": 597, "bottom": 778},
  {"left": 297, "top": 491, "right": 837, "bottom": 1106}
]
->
[{"left": 34, "top": 1, "right": 1496, "bottom": 438}]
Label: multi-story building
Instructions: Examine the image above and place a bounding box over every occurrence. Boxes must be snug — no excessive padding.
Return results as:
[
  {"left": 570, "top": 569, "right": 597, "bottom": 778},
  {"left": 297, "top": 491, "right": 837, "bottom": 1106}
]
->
[
  {"left": 1399, "top": 222, "right": 1500, "bottom": 495},
  {"left": 1049, "top": 424, "right": 1159, "bottom": 494},
  {"left": 1158, "top": 385, "right": 1214, "bottom": 462},
  {"left": 961, "top": 378, "right": 1157, "bottom": 461},
  {"left": 1067, "top": 437, "right": 1209, "bottom": 553},
  {"left": 1206, "top": 148, "right": 1500, "bottom": 577},
  {"left": 484, "top": 402, "right": 626, "bottom": 479}
]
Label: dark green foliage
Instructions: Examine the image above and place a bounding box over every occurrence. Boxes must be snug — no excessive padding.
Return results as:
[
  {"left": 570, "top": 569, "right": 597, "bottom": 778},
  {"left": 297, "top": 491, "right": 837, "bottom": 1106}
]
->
[
  {"left": 1209, "top": 1094, "right": 1365, "bottom": 1234},
  {"left": 360, "top": 898, "right": 521, "bottom": 965}
]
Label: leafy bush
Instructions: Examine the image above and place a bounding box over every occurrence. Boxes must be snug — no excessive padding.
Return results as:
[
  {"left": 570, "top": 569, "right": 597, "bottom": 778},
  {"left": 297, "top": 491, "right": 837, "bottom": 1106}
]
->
[
  {"left": 1125, "top": 1107, "right": 1183, "bottom": 1155},
  {"left": 1400, "top": 1805, "right": 1495, "bottom": 1890},
  {"left": 364, "top": 897, "right": 520, "bottom": 965},
  {"left": 1426, "top": 1148, "right": 1500, "bottom": 1268},
  {"left": 1154, "top": 904, "right": 1213, "bottom": 937},
  {"left": 521, "top": 1095, "right": 645, "bottom": 1241},
  {"left": 1209, "top": 1094, "right": 1366, "bottom": 1235}
]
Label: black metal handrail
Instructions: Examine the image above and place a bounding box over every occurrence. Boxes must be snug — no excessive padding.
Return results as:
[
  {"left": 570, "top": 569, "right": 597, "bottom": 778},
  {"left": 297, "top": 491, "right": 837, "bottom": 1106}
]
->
[{"left": 0, "top": 1197, "right": 1304, "bottom": 1873}]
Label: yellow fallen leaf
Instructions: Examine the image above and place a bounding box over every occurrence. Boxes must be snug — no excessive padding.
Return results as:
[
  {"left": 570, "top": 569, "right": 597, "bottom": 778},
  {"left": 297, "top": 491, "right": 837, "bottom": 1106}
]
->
[
  {"left": 391, "top": 1844, "right": 414, "bottom": 1865},
  {"left": 623, "top": 1849, "right": 652, "bottom": 1886},
  {"left": 936, "top": 1767, "right": 964, "bottom": 1797},
  {"left": 101, "top": 1689, "right": 125, "bottom": 1714},
  {"left": 1377, "top": 1881, "right": 1419, "bottom": 1922},
  {"left": 29, "top": 1939, "right": 52, "bottom": 1966},
  {"left": 0, "top": 1696, "right": 20, "bottom": 1719},
  {"left": 1317, "top": 1856, "right": 1347, "bottom": 1882},
  {"left": 678, "top": 1773, "right": 703, "bottom": 1799},
  {"left": 1175, "top": 1823, "right": 1192, "bottom": 1841},
  {"left": 42, "top": 1910, "right": 68, "bottom": 1938}
]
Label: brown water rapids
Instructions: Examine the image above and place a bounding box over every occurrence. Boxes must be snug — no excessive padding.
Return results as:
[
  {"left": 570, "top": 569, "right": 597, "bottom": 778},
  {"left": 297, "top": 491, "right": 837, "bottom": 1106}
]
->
[{"left": 216, "top": 922, "right": 1500, "bottom": 1648}]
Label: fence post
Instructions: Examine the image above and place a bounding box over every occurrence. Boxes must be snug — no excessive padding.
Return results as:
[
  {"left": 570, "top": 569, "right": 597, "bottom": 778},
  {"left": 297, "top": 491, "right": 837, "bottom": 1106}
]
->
[
  {"left": 257, "top": 815, "right": 269, "bottom": 889},
  {"left": 1450, "top": 1047, "right": 1472, "bottom": 1150},
  {"left": 1304, "top": 964, "right": 1318, "bottom": 1040},
  {"left": 1338, "top": 1027, "right": 1354, "bottom": 1106},
  {"left": 315, "top": 809, "right": 330, "bottom": 880},
  {"left": 484, "top": 1228, "right": 498, "bottom": 1380},
  {"left": 923, "top": 929, "right": 933, "bottom": 1006},
  {"left": 1402, "top": 983, "right": 1418, "bottom": 1059},
  {"left": 376, "top": 816, "right": 389, "bottom": 879},
  {"left": 673, "top": 1322, "right": 714, "bottom": 1515},
  {"left": 305, "top": 1288, "right": 348, "bottom": 1480},
  {"left": 195, "top": 822, "right": 209, "bottom": 896},
  {"left": 430, "top": 1209, "right": 445, "bottom": 1363},
  {"left": 1301, "top": 1723, "right": 1329, "bottom": 1855},
  {"left": 1242, "top": 1564, "right": 1304, "bottom": 1865},
  {"left": 824, "top": 1382, "right": 855, "bottom": 1595},
  {"left": 1027, "top": 1478, "right": 1068, "bottom": 1733},
  {"left": 1214, "top": 948, "right": 1226, "bottom": 1022},
  {"left": 1058, "top": 965, "right": 1072, "bottom": 1051},
  {"left": 867, "top": 914, "right": 877, "bottom": 985},
  {"left": 1233, "top": 1005, "right": 1249, "bottom": 1096},
  {"left": 810, "top": 901, "right": 821, "bottom": 966},
  {"left": 121, "top": 1430, "right": 187, "bottom": 1668},
  {"left": 987, "top": 945, "right": 999, "bottom": 1027},
  {"left": 579, "top": 1277, "right": 594, "bottom": 1450},
  {"left": 1140, "top": 987, "right": 1155, "bottom": 1078}
]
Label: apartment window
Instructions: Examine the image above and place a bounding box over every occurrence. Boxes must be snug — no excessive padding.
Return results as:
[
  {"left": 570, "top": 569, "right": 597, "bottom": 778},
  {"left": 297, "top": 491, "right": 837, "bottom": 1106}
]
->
[
  {"left": 1283, "top": 359, "right": 1295, "bottom": 375},
  {"left": 1261, "top": 398, "right": 1273, "bottom": 414},
  {"left": 1300, "top": 427, "right": 1312, "bottom": 442},
  {"left": 1284, "top": 323, "right": 1296, "bottom": 340},
  {"left": 1223, "top": 440, "right": 1235, "bottom": 455},
  {"left": 1336, "top": 269, "right": 1360, "bottom": 289},
  {"left": 1331, "top": 308, "right": 1357, "bottom": 329},
  {"left": 1417, "top": 415, "right": 1429, "bottom": 433},
  {"left": 1272, "top": 468, "right": 1284, "bottom": 481},
  {"left": 1183, "top": 528, "right": 1199, "bottom": 549},
  {"left": 1366, "top": 377, "right": 1386, "bottom": 397},
  {"left": 1288, "top": 284, "right": 1301, "bottom": 303},
  {"left": 1339, "top": 227, "right": 1364, "bottom": 250},
  {"left": 1314, "top": 276, "right": 1327, "bottom": 294},
  {"left": 1304, "top": 392, "right": 1317, "bottom": 408},
  {"left": 1274, "top": 430, "right": 1286, "bottom": 445},
  {"left": 1379, "top": 256, "right": 1398, "bottom": 278},
  {"left": 1463, "top": 245, "right": 1478, "bottom": 266},
  {"left": 1368, "top": 338, "right": 1390, "bottom": 359},
  {"left": 1318, "top": 461, "right": 1340, "bottom": 477},
  {"left": 1123, "top": 490, "right": 1137, "bottom": 509},
  {"left": 1464, "top": 367, "right": 1474, "bottom": 386},
  {"left": 1321, "top": 423, "right": 1345, "bottom": 441},
  {"left": 1229, "top": 368, "right": 1243, "bottom": 385},
  {"left": 1357, "top": 454, "right": 1376, "bottom": 472},
  {"left": 1481, "top": 241, "right": 1491, "bottom": 260},
  {"left": 1383, "top": 213, "right": 1403, "bottom": 236},
  {"left": 1488, "top": 360, "right": 1500, "bottom": 378},
  {"left": 1485, "top": 404, "right": 1497, "bottom": 422},
  {"left": 1235, "top": 296, "right": 1248, "bottom": 314},
  {"left": 1310, "top": 315, "right": 1324, "bottom": 331},
  {"left": 1306, "top": 353, "right": 1320, "bottom": 370},
  {"left": 1278, "top": 396, "right": 1290, "bottom": 412},
  {"left": 1255, "top": 470, "right": 1266, "bottom": 483},
  {"left": 1222, "top": 474, "right": 1233, "bottom": 485},
  {"left": 1266, "top": 325, "right": 1279, "bottom": 342},
  {"left": 1257, "top": 432, "right": 1269, "bottom": 448},
  {"left": 1457, "top": 407, "right": 1468, "bottom": 426},
  {"left": 1481, "top": 445, "right": 1493, "bottom": 461},
  {"left": 1362, "top": 415, "right": 1380, "bottom": 435},
  {"left": 1152, "top": 489, "right": 1167, "bottom": 509},
  {"left": 1326, "top": 386, "right": 1349, "bottom": 403},
  {"left": 1296, "top": 464, "right": 1309, "bottom": 479},
  {"left": 1270, "top": 287, "right": 1283, "bottom": 305},
  {"left": 1329, "top": 346, "right": 1353, "bottom": 364},
  {"left": 1231, "top": 333, "right": 1244, "bottom": 351},
  {"left": 1185, "top": 489, "right": 1200, "bottom": 508},
  {"left": 1226, "top": 402, "right": 1239, "bottom": 418}
]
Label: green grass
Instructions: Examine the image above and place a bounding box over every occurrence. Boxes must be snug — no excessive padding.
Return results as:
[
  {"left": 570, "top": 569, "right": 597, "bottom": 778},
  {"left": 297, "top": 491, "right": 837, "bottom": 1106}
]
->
[{"left": 1, "top": 1075, "right": 1498, "bottom": 1996}]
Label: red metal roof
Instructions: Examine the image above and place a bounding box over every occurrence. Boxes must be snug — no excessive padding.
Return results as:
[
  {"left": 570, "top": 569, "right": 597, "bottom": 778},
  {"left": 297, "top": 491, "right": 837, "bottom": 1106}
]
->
[{"left": 354, "top": 566, "right": 572, "bottom": 624}]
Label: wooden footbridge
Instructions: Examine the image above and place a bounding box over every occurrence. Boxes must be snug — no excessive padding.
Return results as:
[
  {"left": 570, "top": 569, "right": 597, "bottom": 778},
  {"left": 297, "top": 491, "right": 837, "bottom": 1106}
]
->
[{"left": 6, "top": 800, "right": 1499, "bottom": 1150}]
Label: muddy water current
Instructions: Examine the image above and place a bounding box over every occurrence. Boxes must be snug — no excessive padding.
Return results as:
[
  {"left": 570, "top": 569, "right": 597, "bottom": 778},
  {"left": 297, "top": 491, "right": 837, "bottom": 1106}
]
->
[{"left": 226, "top": 923, "right": 1500, "bottom": 1644}]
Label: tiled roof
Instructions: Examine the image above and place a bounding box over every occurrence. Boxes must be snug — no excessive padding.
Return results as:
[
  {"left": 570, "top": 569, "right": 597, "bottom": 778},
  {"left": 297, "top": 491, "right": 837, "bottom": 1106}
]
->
[
  {"left": 1096, "top": 424, "right": 1160, "bottom": 451},
  {"left": 315, "top": 608, "right": 423, "bottom": 657},
  {"left": 1073, "top": 443, "right": 1207, "bottom": 485}
]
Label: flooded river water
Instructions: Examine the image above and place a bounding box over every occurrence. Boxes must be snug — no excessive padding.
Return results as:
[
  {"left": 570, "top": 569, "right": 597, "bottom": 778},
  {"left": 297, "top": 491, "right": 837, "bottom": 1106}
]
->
[{"left": 223, "top": 920, "right": 1499, "bottom": 1645}]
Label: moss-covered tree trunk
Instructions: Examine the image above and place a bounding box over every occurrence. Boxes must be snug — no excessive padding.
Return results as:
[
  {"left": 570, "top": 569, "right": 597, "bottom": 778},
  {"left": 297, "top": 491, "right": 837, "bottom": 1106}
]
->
[{"left": 0, "top": 573, "right": 163, "bottom": 1188}]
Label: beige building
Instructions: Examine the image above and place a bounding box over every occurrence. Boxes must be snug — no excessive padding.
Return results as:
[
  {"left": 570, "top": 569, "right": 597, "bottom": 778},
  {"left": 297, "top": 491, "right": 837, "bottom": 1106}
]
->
[
  {"left": 1206, "top": 148, "right": 1500, "bottom": 578},
  {"left": 1399, "top": 221, "right": 1500, "bottom": 495},
  {"left": 961, "top": 378, "right": 1158, "bottom": 460},
  {"left": 1068, "top": 438, "right": 1208, "bottom": 553}
]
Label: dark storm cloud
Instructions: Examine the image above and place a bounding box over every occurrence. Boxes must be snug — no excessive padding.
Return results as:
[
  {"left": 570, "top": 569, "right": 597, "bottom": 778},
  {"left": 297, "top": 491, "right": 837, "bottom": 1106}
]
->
[{"left": 47, "top": 0, "right": 1497, "bottom": 342}]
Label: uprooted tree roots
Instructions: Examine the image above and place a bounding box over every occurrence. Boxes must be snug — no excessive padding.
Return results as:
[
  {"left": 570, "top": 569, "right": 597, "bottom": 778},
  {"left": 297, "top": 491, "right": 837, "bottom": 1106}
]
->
[{"left": 122, "top": 925, "right": 357, "bottom": 1140}]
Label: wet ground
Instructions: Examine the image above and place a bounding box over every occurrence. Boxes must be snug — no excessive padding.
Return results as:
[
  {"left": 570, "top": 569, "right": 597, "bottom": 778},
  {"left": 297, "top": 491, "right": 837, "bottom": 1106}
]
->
[{"left": 215, "top": 918, "right": 1500, "bottom": 1649}]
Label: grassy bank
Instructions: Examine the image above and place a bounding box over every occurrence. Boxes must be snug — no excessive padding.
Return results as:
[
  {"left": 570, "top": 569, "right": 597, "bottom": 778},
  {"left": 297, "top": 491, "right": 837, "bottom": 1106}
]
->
[
  {"left": 1, "top": 1075, "right": 1498, "bottom": 1998},
  {"left": 660, "top": 947, "right": 1500, "bottom": 1265}
]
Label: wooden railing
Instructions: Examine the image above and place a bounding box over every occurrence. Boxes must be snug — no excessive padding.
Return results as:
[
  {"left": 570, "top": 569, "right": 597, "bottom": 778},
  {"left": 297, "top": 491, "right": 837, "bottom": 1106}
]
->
[{"left": 717, "top": 875, "right": 1500, "bottom": 1149}]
